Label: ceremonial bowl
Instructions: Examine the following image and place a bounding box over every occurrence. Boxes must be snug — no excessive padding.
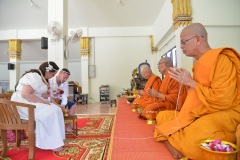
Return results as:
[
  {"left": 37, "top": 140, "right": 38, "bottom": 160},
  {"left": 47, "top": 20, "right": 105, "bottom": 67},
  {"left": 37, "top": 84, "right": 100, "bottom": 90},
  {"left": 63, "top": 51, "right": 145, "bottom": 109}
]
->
[
  {"left": 144, "top": 110, "right": 158, "bottom": 124},
  {"left": 126, "top": 96, "right": 136, "bottom": 103},
  {"left": 131, "top": 103, "right": 138, "bottom": 112},
  {"left": 199, "top": 139, "right": 238, "bottom": 160}
]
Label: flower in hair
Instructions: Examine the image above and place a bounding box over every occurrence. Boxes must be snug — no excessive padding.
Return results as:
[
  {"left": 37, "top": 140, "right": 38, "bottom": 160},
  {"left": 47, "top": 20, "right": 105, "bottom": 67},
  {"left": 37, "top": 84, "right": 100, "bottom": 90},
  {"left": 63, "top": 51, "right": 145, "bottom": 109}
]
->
[{"left": 46, "top": 64, "right": 54, "bottom": 72}]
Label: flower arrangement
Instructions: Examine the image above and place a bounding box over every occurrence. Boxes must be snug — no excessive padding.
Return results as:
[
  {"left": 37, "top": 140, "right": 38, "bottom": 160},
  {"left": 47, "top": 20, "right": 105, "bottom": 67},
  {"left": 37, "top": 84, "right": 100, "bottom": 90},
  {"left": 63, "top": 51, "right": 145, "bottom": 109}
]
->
[
  {"left": 201, "top": 139, "right": 235, "bottom": 152},
  {"left": 132, "top": 68, "right": 138, "bottom": 77},
  {"left": 131, "top": 68, "right": 138, "bottom": 90},
  {"left": 59, "top": 90, "right": 64, "bottom": 94},
  {"left": 46, "top": 64, "right": 54, "bottom": 72},
  {"left": 5, "top": 89, "right": 14, "bottom": 94},
  {"left": 53, "top": 89, "right": 64, "bottom": 97}
]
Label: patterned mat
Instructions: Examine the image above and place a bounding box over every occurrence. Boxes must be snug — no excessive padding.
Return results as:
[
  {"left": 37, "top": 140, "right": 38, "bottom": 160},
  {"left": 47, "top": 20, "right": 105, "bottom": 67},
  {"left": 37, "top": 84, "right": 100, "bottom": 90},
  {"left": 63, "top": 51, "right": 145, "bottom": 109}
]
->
[
  {"left": 0, "top": 115, "right": 115, "bottom": 160},
  {"left": 77, "top": 115, "right": 114, "bottom": 137}
]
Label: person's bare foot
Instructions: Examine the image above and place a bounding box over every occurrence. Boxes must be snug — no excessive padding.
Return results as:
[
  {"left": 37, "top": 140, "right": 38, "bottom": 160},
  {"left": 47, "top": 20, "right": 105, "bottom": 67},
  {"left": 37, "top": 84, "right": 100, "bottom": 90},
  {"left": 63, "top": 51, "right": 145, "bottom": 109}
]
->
[
  {"left": 53, "top": 147, "right": 64, "bottom": 152},
  {"left": 65, "top": 126, "right": 73, "bottom": 132},
  {"left": 65, "top": 123, "right": 73, "bottom": 132}
]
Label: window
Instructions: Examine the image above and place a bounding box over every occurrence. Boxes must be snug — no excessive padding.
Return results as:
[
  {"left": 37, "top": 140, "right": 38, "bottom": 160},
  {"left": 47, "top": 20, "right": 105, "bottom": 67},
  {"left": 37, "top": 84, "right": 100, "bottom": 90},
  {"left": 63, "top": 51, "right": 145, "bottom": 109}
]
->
[{"left": 161, "top": 47, "right": 177, "bottom": 66}]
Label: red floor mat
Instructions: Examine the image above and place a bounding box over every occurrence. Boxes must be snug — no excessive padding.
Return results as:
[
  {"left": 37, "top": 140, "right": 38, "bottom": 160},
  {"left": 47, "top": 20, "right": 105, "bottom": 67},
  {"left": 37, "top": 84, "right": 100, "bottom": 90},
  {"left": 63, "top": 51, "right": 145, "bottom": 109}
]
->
[{"left": 109, "top": 98, "right": 175, "bottom": 160}]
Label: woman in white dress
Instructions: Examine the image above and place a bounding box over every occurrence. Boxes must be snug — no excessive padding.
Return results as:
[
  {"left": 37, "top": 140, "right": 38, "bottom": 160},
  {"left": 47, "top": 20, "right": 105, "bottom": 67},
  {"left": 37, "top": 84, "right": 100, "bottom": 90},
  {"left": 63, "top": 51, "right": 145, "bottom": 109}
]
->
[{"left": 11, "top": 61, "right": 65, "bottom": 151}]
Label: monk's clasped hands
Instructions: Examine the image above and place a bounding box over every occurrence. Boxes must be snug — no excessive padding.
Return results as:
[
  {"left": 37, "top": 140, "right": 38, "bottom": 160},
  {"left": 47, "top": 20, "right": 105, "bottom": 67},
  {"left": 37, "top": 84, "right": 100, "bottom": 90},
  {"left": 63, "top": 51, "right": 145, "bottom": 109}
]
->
[
  {"left": 146, "top": 88, "right": 157, "bottom": 97},
  {"left": 168, "top": 67, "right": 186, "bottom": 82},
  {"left": 168, "top": 67, "right": 195, "bottom": 89}
]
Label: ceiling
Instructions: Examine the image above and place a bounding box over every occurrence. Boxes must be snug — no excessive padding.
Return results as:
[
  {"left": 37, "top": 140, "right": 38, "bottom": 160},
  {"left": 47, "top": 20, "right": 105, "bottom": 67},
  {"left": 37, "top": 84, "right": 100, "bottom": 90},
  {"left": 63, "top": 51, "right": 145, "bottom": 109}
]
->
[{"left": 0, "top": 0, "right": 165, "bottom": 30}]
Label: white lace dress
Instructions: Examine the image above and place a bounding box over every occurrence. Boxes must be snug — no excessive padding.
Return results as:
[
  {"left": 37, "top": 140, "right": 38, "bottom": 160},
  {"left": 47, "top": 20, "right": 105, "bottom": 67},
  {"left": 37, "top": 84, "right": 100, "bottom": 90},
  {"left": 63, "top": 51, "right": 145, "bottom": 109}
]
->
[{"left": 11, "top": 72, "right": 65, "bottom": 150}]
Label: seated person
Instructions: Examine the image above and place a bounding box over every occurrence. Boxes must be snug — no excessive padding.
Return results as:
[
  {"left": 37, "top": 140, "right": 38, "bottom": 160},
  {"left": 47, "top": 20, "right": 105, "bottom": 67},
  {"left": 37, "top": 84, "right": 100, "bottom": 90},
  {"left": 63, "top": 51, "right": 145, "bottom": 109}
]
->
[
  {"left": 131, "top": 64, "right": 162, "bottom": 115},
  {"left": 11, "top": 61, "right": 65, "bottom": 151},
  {"left": 141, "top": 57, "right": 188, "bottom": 119},
  {"left": 49, "top": 68, "right": 77, "bottom": 131},
  {"left": 154, "top": 23, "right": 240, "bottom": 159}
]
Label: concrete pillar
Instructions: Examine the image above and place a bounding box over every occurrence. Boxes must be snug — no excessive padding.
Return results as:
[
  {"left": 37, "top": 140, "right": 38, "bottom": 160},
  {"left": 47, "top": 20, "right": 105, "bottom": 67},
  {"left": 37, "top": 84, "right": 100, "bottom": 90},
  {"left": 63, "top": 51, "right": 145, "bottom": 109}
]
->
[
  {"left": 48, "top": 0, "right": 68, "bottom": 69},
  {"left": 80, "top": 37, "right": 90, "bottom": 94},
  {"left": 8, "top": 39, "right": 21, "bottom": 90}
]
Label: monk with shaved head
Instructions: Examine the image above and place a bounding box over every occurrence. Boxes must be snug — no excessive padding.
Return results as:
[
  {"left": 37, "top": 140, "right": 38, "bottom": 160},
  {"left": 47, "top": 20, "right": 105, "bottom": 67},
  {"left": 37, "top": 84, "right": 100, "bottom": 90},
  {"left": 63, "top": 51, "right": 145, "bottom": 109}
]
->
[
  {"left": 131, "top": 64, "right": 162, "bottom": 112},
  {"left": 154, "top": 23, "right": 240, "bottom": 159},
  {"left": 140, "top": 57, "right": 188, "bottom": 120}
]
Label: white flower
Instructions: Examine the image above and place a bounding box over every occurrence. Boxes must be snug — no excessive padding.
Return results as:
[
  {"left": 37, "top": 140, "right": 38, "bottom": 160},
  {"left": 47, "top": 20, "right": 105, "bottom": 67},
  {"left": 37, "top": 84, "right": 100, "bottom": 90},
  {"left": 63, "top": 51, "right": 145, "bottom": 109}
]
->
[{"left": 46, "top": 64, "right": 54, "bottom": 72}]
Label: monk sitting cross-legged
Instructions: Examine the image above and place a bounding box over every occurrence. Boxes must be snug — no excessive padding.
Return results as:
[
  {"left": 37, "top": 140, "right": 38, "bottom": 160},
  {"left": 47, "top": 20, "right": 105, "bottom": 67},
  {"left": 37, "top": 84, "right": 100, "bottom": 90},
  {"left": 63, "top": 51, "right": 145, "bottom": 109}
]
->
[
  {"left": 141, "top": 57, "right": 188, "bottom": 120},
  {"left": 131, "top": 64, "right": 162, "bottom": 116},
  {"left": 154, "top": 23, "right": 240, "bottom": 160}
]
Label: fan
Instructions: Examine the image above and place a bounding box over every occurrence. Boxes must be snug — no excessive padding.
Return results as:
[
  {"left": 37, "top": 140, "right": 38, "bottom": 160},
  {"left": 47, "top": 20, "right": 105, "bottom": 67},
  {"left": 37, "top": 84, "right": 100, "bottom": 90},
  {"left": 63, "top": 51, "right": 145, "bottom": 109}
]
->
[
  {"left": 47, "top": 21, "right": 63, "bottom": 42},
  {"left": 64, "top": 29, "right": 83, "bottom": 59},
  {"left": 65, "top": 29, "right": 83, "bottom": 45}
]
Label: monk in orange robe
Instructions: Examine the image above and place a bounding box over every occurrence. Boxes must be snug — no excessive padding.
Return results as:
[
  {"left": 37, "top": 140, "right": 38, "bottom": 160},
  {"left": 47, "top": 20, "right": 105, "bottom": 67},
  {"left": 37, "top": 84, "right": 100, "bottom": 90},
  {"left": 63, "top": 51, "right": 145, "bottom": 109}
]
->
[
  {"left": 131, "top": 64, "right": 162, "bottom": 110},
  {"left": 141, "top": 57, "right": 188, "bottom": 119},
  {"left": 154, "top": 23, "right": 240, "bottom": 160}
]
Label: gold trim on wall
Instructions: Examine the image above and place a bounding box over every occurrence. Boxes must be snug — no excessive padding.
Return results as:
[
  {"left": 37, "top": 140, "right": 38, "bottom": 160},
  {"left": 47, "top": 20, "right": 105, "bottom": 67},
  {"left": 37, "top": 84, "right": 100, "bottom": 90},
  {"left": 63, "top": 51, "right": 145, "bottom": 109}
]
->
[
  {"left": 80, "top": 37, "right": 90, "bottom": 57},
  {"left": 150, "top": 35, "right": 158, "bottom": 54},
  {"left": 8, "top": 39, "right": 22, "bottom": 59},
  {"left": 80, "top": 52, "right": 89, "bottom": 57},
  {"left": 8, "top": 39, "right": 22, "bottom": 53},
  {"left": 9, "top": 54, "right": 21, "bottom": 60},
  {"left": 171, "top": 0, "right": 192, "bottom": 30}
]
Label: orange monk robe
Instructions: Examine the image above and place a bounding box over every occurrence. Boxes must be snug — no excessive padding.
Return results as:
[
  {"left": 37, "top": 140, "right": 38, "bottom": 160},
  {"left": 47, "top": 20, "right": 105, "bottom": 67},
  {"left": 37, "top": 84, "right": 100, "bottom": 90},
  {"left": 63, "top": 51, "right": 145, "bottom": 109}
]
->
[
  {"left": 132, "top": 74, "right": 161, "bottom": 107},
  {"left": 141, "top": 74, "right": 188, "bottom": 118},
  {"left": 236, "top": 124, "right": 240, "bottom": 160},
  {"left": 154, "top": 48, "right": 240, "bottom": 160}
]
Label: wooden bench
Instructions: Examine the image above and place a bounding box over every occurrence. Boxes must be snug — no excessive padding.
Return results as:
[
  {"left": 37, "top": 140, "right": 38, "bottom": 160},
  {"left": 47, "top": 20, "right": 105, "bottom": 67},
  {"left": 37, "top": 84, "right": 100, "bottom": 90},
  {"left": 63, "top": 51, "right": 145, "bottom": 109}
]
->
[{"left": 0, "top": 94, "right": 36, "bottom": 160}]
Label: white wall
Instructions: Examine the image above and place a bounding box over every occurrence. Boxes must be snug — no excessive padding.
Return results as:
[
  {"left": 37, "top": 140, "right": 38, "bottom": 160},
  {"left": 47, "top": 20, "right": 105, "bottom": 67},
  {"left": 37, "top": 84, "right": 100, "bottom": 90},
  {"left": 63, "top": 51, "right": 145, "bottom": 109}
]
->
[
  {"left": 0, "top": 63, "right": 10, "bottom": 81},
  {"left": 0, "top": 41, "right": 9, "bottom": 62},
  {"left": 67, "top": 60, "right": 82, "bottom": 82},
  {"left": 88, "top": 36, "right": 153, "bottom": 103},
  {"left": 206, "top": 26, "right": 240, "bottom": 51},
  {"left": 191, "top": 0, "right": 240, "bottom": 52},
  {"left": 153, "top": 0, "right": 173, "bottom": 47},
  {"left": 192, "top": 0, "right": 240, "bottom": 26},
  {"left": 152, "top": 0, "right": 174, "bottom": 68}
]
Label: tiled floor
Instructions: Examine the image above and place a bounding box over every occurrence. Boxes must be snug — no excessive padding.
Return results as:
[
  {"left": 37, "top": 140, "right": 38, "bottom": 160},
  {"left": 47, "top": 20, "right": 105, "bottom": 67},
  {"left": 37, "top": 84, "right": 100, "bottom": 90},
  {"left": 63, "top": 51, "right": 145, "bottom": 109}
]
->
[{"left": 75, "top": 102, "right": 117, "bottom": 116}]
